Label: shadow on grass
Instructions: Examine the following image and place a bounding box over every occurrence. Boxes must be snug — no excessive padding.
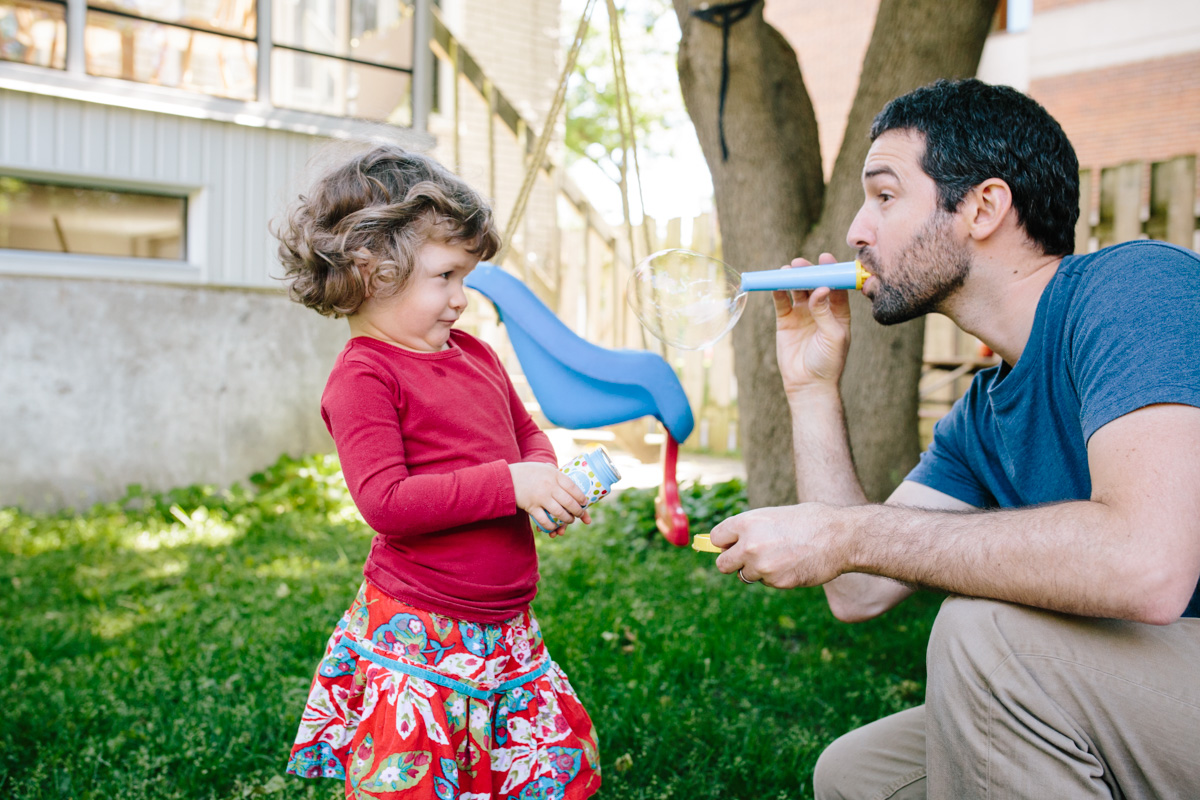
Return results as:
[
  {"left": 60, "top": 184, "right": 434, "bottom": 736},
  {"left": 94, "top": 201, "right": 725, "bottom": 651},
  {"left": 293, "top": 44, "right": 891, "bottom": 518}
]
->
[{"left": 0, "top": 457, "right": 938, "bottom": 800}]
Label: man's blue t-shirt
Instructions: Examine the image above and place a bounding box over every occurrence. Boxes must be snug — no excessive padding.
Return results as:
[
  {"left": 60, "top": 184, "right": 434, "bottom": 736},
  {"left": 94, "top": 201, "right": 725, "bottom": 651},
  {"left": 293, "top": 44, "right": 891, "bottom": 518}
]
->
[{"left": 906, "top": 240, "right": 1200, "bottom": 617}]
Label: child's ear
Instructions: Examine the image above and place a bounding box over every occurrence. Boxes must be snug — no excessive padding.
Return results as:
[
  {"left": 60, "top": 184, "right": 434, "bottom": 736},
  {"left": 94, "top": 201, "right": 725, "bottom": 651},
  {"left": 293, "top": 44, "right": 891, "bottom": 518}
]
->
[{"left": 352, "top": 253, "right": 375, "bottom": 297}]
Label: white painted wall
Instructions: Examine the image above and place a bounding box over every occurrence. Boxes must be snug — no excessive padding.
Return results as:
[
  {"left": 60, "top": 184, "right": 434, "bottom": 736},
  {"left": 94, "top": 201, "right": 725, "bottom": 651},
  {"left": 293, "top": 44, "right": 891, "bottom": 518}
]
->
[
  {"left": 979, "top": 0, "right": 1200, "bottom": 87},
  {"left": 1030, "top": 0, "right": 1200, "bottom": 80}
]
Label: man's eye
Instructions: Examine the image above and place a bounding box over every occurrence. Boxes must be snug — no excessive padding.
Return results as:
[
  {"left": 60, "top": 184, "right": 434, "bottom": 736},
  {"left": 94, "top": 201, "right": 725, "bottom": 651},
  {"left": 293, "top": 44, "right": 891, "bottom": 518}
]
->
[{"left": 440, "top": 271, "right": 452, "bottom": 279}]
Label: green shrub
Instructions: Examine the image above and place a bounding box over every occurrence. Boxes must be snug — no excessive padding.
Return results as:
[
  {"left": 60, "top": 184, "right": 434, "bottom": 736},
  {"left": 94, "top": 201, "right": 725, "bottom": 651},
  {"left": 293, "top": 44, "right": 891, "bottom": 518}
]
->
[{"left": 595, "top": 477, "right": 748, "bottom": 548}]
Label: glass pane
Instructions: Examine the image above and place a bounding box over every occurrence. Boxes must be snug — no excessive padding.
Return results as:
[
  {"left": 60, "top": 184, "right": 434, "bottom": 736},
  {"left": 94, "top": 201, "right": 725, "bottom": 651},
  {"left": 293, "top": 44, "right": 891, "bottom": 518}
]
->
[
  {"left": 272, "top": 48, "right": 411, "bottom": 125},
  {"left": 272, "top": 0, "right": 412, "bottom": 69},
  {"left": 0, "top": 176, "right": 187, "bottom": 260},
  {"left": 89, "top": 0, "right": 256, "bottom": 38},
  {"left": 86, "top": 10, "right": 256, "bottom": 100},
  {"left": 0, "top": 0, "right": 66, "bottom": 68}
]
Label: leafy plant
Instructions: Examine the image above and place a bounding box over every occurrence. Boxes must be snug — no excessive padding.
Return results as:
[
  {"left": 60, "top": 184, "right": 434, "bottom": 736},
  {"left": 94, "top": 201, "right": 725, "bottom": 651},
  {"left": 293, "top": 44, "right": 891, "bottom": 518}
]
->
[{"left": 593, "top": 477, "right": 749, "bottom": 547}]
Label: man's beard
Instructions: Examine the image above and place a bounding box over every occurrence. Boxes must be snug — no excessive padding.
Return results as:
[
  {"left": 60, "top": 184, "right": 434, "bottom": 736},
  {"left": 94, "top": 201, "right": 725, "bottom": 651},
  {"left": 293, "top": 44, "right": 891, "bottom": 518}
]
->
[{"left": 860, "top": 209, "right": 972, "bottom": 326}]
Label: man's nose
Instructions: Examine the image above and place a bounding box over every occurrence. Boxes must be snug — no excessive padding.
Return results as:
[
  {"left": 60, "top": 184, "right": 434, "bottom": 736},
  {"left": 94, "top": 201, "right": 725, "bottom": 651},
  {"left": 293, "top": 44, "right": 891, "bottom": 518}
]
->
[{"left": 846, "top": 206, "right": 872, "bottom": 250}]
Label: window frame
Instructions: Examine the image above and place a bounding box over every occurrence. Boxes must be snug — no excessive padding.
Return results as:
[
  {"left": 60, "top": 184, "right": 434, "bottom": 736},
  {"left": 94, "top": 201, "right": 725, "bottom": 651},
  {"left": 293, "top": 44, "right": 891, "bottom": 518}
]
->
[
  {"left": 0, "top": 166, "right": 205, "bottom": 282},
  {"left": 0, "top": 0, "right": 433, "bottom": 136}
]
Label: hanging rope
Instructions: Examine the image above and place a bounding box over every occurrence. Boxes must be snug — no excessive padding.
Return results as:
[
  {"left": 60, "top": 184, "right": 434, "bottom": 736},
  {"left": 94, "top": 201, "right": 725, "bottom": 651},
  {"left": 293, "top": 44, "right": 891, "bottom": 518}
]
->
[
  {"left": 605, "top": 0, "right": 657, "bottom": 352},
  {"left": 497, "top": 0, "right": 600, "bottom": 265},
  {"left": 690, "top": 0, "right": 760, "bottom": 161},
  {"left": 606, "top": 0, "right": 652, "bottom": 258},
  {"left": 608, "top": 0, "right": 635, "bottom": 267}
]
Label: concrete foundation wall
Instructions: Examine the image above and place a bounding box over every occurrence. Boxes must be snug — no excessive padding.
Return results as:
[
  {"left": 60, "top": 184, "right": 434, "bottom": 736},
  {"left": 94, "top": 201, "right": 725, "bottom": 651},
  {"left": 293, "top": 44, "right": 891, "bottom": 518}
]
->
[{"left": 1, "top": 275, "right": 348, "bottom": 511}]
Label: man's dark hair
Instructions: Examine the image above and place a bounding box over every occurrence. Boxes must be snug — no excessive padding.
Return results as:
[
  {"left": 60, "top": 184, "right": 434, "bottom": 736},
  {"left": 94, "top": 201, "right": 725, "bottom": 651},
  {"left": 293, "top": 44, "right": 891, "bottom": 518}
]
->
[{"left": 870, "top": 78, "right": 1079, "bottom": 256}]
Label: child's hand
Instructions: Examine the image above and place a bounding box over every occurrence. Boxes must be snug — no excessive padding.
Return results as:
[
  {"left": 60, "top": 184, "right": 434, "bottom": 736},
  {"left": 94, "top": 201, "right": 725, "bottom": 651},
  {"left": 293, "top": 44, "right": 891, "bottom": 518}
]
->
[
  {"left": 546, "top": 508, "right": 592, "bottom": 538},
  {"left": 509, "top": 462, "right": 591, "bottom": 535}
]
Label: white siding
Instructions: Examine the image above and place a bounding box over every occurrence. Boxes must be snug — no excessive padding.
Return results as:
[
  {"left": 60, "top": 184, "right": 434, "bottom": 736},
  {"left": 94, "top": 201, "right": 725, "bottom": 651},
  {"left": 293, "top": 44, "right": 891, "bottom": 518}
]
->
[{"left": 0, "top": 89, "right": 418, "bottom": 287}]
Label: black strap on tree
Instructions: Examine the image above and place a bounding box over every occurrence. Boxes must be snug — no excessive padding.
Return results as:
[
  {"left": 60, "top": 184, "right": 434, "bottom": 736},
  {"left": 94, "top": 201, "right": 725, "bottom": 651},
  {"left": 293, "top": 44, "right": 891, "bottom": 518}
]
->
[{"left": 690, "top": 0, "right": 761, "bottom": 161}]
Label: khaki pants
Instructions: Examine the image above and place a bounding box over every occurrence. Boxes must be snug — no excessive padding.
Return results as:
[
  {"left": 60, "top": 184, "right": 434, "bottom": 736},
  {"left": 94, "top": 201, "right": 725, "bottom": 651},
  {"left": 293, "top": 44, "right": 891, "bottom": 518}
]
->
[{"left": 814, "top": 597, "right": 1200, "bottom": 799}]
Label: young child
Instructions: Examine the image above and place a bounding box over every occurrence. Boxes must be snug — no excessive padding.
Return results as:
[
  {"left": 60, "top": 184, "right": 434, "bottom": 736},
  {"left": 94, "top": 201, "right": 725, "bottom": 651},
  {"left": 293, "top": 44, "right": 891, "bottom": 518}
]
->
[{"left": 276, "top": 145, "right": 602, "bottom": 799}]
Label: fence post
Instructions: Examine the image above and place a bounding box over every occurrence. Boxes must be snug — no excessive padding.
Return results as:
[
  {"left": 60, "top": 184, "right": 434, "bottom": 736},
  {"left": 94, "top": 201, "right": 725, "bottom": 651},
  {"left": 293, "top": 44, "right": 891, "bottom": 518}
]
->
[
  {"left": 1096, "top": 162, "right": 1143, "bottom": 248},
  {"left": 1075, "top": 168, "right": 1094, "bottom": 254},
  {"left": 1147, "top": 156, "right": 1197, "bottom": 249}
]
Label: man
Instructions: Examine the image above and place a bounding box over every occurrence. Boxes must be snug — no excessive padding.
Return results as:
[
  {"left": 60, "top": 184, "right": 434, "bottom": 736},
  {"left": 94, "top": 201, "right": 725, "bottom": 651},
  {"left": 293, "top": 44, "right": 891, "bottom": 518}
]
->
[{"left": 709, "top": 79, "right": 1200, "bottom": 799}]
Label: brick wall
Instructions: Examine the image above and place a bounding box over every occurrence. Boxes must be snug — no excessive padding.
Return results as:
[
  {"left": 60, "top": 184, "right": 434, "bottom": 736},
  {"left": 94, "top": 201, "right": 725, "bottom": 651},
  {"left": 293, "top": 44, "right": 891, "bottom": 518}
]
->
[
  {"left": 427, "top": 0, "right": 563, "bottom": 274},
  {"left": 1031, "top": 51, "right": 1200, "bottom": 171},
  {"left": 454, "top": 0, "right": 562, "bottom": 131},
  {"left": 763, "top": 0, "right": 879, "bottom": 180},
  {"left": 766, "top": 0, "right": 1200, "bottom": 206}
]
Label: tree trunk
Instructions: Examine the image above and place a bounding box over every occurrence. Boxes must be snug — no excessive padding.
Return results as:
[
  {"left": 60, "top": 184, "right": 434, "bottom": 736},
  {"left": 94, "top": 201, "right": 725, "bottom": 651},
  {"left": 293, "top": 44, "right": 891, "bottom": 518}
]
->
[{"left": 674, "top": 0, "right": 998, "bottom": 505}]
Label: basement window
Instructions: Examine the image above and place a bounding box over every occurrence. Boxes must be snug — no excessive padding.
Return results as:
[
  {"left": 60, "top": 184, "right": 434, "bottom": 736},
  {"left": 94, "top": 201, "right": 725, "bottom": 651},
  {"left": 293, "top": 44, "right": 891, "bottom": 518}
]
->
[{"left": 0, "top": 176, "right": 187, "bottom": 260}]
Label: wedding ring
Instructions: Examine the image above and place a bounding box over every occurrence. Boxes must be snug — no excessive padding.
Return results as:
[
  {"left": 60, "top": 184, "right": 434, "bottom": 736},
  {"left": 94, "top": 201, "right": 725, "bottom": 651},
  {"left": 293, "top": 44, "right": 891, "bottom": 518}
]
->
[{"left": 738, "top": 569, "right": 755, "bottom": 584}]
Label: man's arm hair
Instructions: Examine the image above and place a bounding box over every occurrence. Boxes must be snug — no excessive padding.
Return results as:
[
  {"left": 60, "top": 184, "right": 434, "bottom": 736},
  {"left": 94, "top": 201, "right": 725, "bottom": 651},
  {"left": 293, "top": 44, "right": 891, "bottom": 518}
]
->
[
  {"left": 836, "top": 404, "right": 1200, "bottom": 624},
  {"left": 824, "top": 480, "right": 976, "bottom": 622}
]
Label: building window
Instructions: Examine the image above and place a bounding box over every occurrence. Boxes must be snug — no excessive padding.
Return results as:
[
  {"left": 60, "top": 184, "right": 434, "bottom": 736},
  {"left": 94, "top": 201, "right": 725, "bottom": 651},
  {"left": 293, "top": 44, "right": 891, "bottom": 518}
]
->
[
  {"left": 0, "top": 176, "right": 187, "bottom": 260},
  {"left": 0, "top": 0, "right": 67, "bottom": 68},
  {"left": 271, "top": 0, "right": 414, "bottom": 124},
  {"left": 1, "top": 0, "right": 416, "bottom": 122},
  {"left": 85, "top": 0, "right": 258, "bottom": 100}
]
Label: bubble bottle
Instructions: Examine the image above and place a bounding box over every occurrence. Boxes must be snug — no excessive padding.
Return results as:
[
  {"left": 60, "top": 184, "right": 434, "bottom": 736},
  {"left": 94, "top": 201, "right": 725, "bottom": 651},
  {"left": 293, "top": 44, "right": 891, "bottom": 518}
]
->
[{"left": 536, "top": 446, "right": 622, "bottom": 532}]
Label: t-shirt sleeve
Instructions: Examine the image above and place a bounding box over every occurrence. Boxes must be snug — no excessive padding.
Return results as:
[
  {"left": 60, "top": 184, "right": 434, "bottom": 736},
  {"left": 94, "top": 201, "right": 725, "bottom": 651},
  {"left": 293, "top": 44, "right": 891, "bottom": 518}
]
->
[
  {"left": 905, "top": 387, "right": 994, "bottom": 508},
  {"left": 321, "top": 358, "right": 515, "bottom": 538},
  {"left": 1069, "top": 243, "right": 1200, "bottom": 442}
]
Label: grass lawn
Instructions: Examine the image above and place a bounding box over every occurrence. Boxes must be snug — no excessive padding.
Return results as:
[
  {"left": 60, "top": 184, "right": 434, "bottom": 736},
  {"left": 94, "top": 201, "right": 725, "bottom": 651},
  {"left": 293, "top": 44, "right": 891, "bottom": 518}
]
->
[{"left": 0, "top": 455, "right": 940, "bottom": 799}]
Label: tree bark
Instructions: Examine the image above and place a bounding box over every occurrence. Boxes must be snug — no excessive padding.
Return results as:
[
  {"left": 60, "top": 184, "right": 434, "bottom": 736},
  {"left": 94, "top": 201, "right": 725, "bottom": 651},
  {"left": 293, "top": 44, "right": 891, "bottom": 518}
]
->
[{"left": 674, "top": 0, "right": 998, "bottom": 505}]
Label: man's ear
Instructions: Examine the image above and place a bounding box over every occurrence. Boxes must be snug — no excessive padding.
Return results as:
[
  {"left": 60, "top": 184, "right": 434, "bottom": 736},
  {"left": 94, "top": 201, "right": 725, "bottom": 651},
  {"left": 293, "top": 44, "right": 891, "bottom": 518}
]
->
[{"left": 963, "top": 178, "right": 1013, "bottom": 241}]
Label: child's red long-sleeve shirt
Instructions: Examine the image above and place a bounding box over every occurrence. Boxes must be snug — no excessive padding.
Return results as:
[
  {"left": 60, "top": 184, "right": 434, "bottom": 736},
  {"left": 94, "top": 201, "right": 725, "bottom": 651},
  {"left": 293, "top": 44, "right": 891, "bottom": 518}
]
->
[{"left": 321, "top": 330, "right": 557, "bottom": 622}]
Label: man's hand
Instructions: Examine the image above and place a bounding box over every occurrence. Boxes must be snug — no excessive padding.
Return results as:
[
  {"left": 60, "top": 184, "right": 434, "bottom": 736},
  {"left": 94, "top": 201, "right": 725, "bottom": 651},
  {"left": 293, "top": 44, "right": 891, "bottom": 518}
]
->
[
  {"left": 774, "top": 253, "right": 854, "bottom": 395},
  {"left": 509, "top": 462, "right": 592, "bottom": 536},
  {"left": 709, "top": 503, "right": 848, "bottom": 588}
]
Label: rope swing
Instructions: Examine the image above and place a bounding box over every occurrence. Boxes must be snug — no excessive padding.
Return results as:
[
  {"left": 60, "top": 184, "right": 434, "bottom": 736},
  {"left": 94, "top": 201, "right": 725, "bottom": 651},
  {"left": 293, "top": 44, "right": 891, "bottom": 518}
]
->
[
  {"left": 497, "top": 0, "right": 600, "bottom": 264},
  {"left": 497, "top": 0, "right": 650, "bottom": 270}
]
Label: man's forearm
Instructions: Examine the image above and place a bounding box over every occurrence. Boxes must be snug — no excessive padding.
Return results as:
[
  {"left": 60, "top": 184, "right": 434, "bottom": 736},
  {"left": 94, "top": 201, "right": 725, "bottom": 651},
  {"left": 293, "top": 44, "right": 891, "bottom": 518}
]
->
[
  {"left": 839, "top": 500, "right": 1188, "bottom": 624},
  {"left": 787, "top": 386, "right": 910, "bottom": 619},
  {"left": 789, "top": 387, "right": 866, "bottom": 506}
]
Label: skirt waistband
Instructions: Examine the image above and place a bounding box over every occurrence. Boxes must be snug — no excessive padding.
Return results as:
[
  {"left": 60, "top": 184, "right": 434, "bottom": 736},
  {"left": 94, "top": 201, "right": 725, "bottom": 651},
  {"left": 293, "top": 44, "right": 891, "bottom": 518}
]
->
[{"left": 344, "top": 638, "right": 553, "bottom": 701}]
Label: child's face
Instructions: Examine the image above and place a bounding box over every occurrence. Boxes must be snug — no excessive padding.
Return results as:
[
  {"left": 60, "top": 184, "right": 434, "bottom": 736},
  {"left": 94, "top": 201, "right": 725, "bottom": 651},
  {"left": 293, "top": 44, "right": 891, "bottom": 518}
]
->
[{"left": 355, "top": 240, "right": 479, "bottom": 352}]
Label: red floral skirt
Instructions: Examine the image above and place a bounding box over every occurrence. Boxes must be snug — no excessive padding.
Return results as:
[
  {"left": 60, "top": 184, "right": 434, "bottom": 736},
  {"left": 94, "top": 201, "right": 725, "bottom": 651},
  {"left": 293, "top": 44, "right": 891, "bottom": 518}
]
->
[{"left": 286, "top": 581, "right": 601, "bottom": 799}]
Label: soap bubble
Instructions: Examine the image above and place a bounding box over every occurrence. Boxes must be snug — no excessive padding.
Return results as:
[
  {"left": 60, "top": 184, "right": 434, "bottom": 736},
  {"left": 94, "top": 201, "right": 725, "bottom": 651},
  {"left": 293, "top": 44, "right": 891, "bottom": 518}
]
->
[{"left": 626, "top": 248, "right": 747, "bottom": 350}]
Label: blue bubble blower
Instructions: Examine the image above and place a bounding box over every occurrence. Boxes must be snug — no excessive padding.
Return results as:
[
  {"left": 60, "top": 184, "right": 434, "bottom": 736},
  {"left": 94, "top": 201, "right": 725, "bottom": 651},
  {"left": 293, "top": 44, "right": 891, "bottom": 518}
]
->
[
  {"left": 737, "top": 258, "right": 870, "bottom": 291},
  {"left": 627, "top": 248, "right": 871, "bottom": 351}
]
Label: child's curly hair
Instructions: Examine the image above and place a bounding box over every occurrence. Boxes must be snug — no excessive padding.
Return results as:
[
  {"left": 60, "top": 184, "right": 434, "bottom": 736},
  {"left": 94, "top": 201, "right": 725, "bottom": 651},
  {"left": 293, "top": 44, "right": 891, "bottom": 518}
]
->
[{"left": 275, "top": 145, "right": 501, "bottom": 317}]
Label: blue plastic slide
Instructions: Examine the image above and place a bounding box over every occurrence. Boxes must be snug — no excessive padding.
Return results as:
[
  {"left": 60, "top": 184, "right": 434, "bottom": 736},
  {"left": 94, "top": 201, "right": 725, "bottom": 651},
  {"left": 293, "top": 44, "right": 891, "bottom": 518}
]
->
[{"left": 466, "top": 264, "right": 695, "bottom": 544}]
